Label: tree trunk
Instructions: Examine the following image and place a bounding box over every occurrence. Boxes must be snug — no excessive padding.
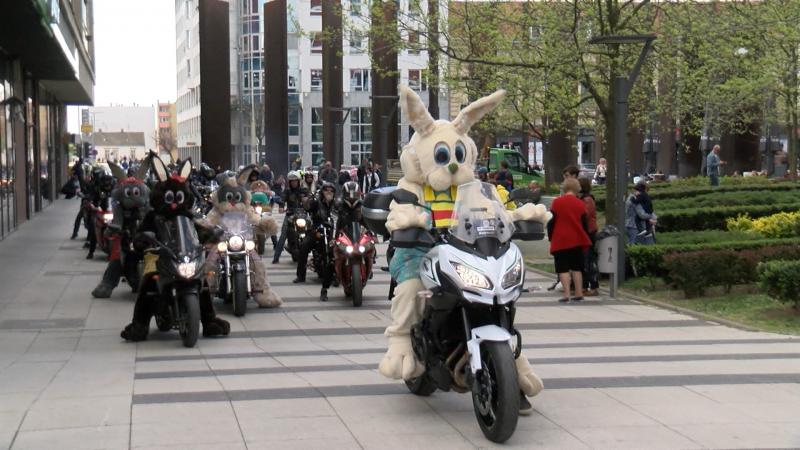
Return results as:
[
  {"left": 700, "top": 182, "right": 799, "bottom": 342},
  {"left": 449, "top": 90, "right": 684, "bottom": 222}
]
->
[
  {"left": 627, "top": 126, "right": 645, "bottom": 176},
  {"left": 677, "top": 116, "right": 703, "bottom": 178},
  {"left": 789, "top": 46, "right": 798, "bottom": 181},
  {"left": 657, "top": 115, "right": 677, "bottom": 175},
  {"left": 543, "top": 122, "right": 575, "bottom": 187}
]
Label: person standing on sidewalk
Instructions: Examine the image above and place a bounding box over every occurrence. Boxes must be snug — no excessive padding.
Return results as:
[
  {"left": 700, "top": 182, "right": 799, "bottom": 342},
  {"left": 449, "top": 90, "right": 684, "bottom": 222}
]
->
[
  {"left": 594, "top": 158, "right": 607, "bottom": 185},
  {"left": 706, "top": 145, "right": 726, "bottom": 186},
  {"left": 578, "top": 177, "right": 599, "bottom": 296},
  {"left": 548, "top": 178, "right": 591, "bottom": 302}
]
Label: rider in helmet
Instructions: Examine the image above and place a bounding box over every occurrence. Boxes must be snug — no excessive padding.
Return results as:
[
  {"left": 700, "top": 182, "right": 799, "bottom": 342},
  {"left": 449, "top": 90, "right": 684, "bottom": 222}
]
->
[
  {"left": 85, "top": 171, "right": 115, "bottom": 259},
  {"left": 302, "top": 171, "right": 317, "bottom": 194},
  {"left": 294, "top": 181, "right": 337, "bottom": 301},
  {"left": 272, "top": 170, "right": 310, "bottom": 263},
  {"left": 335, "top": 181, "right": 365, "bottom": 234}
]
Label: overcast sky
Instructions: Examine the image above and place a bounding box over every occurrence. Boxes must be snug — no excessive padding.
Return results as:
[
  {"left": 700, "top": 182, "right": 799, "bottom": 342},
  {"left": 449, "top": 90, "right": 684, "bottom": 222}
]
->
[{"left": 68, "top": 0, "right": 177, "bottom": 133}]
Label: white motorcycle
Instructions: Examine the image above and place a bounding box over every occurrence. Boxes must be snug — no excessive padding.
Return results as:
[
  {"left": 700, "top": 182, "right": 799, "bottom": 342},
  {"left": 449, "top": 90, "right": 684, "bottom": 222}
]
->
[{"left": 388, "top": 181, "right": 544, "bottom": 443}]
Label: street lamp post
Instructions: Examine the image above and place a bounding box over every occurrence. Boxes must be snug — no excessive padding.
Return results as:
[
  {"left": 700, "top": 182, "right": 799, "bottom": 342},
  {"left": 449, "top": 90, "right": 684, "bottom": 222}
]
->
[
  {"left": 589, "top": 34, "right": 655, "bottom": 291},
  {"left": 370, "top": 94, "right": 399, "bottom": 173}
]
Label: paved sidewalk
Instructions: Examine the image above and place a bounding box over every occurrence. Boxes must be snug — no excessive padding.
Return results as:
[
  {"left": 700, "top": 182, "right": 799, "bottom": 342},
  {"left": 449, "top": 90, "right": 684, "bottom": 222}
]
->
[{"left": 0, "top": 200, "right": 799, "bottom": 449}]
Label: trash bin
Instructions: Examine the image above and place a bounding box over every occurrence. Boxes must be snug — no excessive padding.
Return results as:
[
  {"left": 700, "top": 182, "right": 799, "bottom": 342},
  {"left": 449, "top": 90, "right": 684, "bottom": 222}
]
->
[{"left": 596, "top": 225, "right": 619, "bottom": 274}]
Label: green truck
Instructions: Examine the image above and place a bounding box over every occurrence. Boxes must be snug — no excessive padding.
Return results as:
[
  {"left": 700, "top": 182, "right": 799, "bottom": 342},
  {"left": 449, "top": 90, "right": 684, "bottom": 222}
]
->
[{"left": 477, "top": 147, "right": 543, "bottom": 187}]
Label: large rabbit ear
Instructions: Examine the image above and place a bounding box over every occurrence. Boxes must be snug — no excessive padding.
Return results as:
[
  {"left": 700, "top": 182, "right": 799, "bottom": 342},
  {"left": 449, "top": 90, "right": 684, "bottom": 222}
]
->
[
  {"left": 151, "top": 154, "right": 170, "bottom": 182},
  {"left": 108, "top": 162, "right": 127, "bottom": 182},
  {"left": 237, "top": 164, "right": 257, "bottom": 186},
  {"left": 399, "top": 84, "right": 435, "bottom": 138},
  {"left": 452, "top": 90, "right": 506, "bottom": 135},
  {"left": 135, "top": 155, "right": 151, "bottom": 181},
  {"left": 178, "top": 158, "right": 193, "bottom": 180}
]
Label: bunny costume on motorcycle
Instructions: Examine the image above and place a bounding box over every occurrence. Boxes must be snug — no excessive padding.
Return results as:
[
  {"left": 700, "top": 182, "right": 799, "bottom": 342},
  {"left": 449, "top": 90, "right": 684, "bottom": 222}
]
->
[
  {"left": 381, "top": 86, "right": 548, "bottom": 409},
  {"left": 91, "top": 158, "right": 152, "bottom": 299},
  {"left": 198, "top": 168, "right": 282, "bottom": 308}
]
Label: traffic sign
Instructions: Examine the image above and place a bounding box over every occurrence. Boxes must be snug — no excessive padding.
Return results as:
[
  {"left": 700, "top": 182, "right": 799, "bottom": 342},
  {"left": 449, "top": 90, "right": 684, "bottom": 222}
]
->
[{"left": 81, "top": 124, "right": 93, "bottom": 133}]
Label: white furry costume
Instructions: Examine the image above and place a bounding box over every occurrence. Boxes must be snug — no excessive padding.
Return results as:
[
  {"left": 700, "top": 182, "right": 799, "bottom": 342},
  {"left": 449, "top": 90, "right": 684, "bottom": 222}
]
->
[
  {"left": 380, "top": 86, "right": 548, "bottom": 399},
  {"left": 199, "top": 176, "right": 282, "bottom": 308}
]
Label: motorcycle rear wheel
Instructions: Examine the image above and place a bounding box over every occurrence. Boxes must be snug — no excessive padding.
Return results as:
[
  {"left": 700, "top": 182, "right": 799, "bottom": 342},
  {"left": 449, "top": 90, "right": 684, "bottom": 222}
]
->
[
  {"left": 178, "top": 293, "right": 201, "bottom": 348},
  {"left": 405, "top": 373, "right": 437, "bottom": 396},
  {"left": 472, "top": 341, "right": 519, "bottom": 443},
  {"left": 351, "top": 263, "right": 363, "bottom": 307},
  {"left": 232, "top": 271, "right": 248, "bottom": 317}
]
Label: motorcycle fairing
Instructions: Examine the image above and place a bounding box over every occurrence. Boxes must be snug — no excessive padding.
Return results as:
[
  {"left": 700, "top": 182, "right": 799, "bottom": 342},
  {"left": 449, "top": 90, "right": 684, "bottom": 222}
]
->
[{"left": 467, "top": 325, "right": 515, "bottom": 374}]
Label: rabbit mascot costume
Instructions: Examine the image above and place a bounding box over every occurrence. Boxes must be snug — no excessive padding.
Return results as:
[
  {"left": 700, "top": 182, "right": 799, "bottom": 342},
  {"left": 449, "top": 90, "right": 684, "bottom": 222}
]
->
[
  {"left": 198, "top": 168, "right": 282, "bottom": 308},
  {"left": 381, "top": 86, "right": 547, "bottom": 410}
]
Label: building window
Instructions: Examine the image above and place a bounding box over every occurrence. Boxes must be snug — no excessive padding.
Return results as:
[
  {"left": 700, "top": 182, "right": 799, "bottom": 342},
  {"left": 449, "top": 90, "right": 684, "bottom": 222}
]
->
[
  {"left": 243, "top": 72, "right": 249, "bottom": 88},
  {"left": 350, "top": 30, "right": 364, "bottom": 54},
  {"left": 289, "top": 144, "right": 300, "bottom": 165},
  {"left": 350, "top": 0, "right": 361, "bottom": 16},
  {"left": 310, "top": 0, "right": 322, "bottom": 15},
  {"left": 407, "top": 30, "right": 420, "bottom": 55},
  {"left": 408, "top": 0, "right": 421, "bottom": 18},
  {"left": 310, "top": 69, "right": 322, "bottom": 91},
  {"left": 289, "top": 108, "right": 300, "bottom": 137},
  {"left": 252, "top": 35, "right": 260, "bottom": 52},
  {"left": 350, "top": 107, "right": 372, "bottom": 165},
  {"left": 408, "top": 69, "right": 427, "bottom": 91},
  {"left": 186, "top": 59, "right": 191, "bottom": 77},
  {"left": 349, "top": 69, "right": 370, "bottom": 91},
  {"left": 311, "top": 108, "right": 324, "bottom": 143},
  {"left": 288, "top": 75, "right": 297, "bottom": 92},
  {"left": 253, "top": 71, "right": 261, "bottom": 88},
  {"left": 310, "top": 33, "right": 323, "bottom": 54}
]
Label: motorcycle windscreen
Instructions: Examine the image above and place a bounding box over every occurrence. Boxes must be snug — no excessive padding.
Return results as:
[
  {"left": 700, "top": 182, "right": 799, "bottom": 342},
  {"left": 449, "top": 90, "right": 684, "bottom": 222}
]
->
[
  {"left": 156, "top": 215, "right": 202, "bottom": 258},
  {"left": 449, "top": 181, "right": 514, "bottom": 245},
  {"left": 220, "top": 212, "right": 253, "bottom": 239}
]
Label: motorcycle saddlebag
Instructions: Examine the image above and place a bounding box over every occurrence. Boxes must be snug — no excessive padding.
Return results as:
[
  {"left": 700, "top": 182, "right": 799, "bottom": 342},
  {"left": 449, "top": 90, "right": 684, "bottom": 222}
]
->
[
  {"left": 512, "top": 220, "right": 546, "bottom": 241},
  {"left": 363, "top": 186, "right": 396, "bottom": 238}
]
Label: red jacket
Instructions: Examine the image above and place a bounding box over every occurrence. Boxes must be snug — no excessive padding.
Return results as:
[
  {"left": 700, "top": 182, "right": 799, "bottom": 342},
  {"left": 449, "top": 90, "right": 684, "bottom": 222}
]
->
[
  {"left": 581, "top": 193, "right": 598, "bottom": 234},
  {"left": 548, "top": 194, "right": 591, "bottom": 253}
]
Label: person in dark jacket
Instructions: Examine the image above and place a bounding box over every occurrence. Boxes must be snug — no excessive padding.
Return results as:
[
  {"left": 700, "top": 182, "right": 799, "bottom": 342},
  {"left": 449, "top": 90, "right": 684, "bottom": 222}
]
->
[
  {"left": 578, "top": 177, "right": 599, "bottom": 295},
  {"left": 495, "top": 160, "right": 513, "bottom": 191},
  {"left": 548, "top": 178, "right": 591, "bottom": 302}
]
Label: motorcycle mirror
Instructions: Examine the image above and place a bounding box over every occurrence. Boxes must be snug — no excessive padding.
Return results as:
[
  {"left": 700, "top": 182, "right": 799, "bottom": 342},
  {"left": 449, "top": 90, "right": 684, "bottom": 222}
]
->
[{"left": 391, "top": 189, "right": 420, "bottom": 205}]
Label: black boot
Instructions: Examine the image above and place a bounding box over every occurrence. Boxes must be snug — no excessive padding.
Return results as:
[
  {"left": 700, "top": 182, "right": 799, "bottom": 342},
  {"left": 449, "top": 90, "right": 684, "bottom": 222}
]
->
[
  {"left": 92, "top": 259, "right": 123, "bottom": 298},
  {"left": 320, "top": 288, "right": 328, "bottom": 302},
  {"left": 120, "top": 322, "right": 149, "bottom": 341},
  {"left": 200, "top": 290, "right": 230, "bottom": 338},
  {"left": 519, "top": 392, "right": 533, "bottom": 416}
]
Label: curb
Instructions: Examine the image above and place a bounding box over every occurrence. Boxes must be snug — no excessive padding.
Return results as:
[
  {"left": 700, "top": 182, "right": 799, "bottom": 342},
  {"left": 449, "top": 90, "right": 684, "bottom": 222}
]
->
[{"left": 524, "top": 263, "right": 763, "bottom": 333}]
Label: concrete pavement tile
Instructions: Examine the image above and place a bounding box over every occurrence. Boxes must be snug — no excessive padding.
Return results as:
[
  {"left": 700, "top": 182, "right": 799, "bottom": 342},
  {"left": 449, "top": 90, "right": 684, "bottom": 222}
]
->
[
  {"left": 328, "top": 394, "right": 432, "bottom": 417},
  {"left": 0, "top": 361, "right": 63, "bottom": 394},
  {"left": 343, "top": 411, "right": 458, "bottom": 436},
  {"left": 135, "top": 359, "right": 212, "bottom": 374},
  {"left": 424, "top": 392, "right": 476, "bottom": 412},
  {"left": 10, "top": 424, "right": 129, "bottom": 450},
  {"left": 131, "top": 402, "right": 244, "bottom": 447},
  {"left": 20, "top": 395, "right": 131, "bottom": 431},
  {"left": 629, "top": 398, "right": 755, "bottom": 425},
  {"left": 134, "top": 376, "right": 223, "bottom": 395},
  {"left": 773, "top": 382, "right": 800, "bottom": 397},
  {"left": 357, "top": 432, "right": 476, "bottom": 450},
  {"left": 567, "top": 425, "right": 702, "bottom": 449},
  {"left": 729, "top": 402, "right": 800, "bottom": 423},
  {"left": 247, "top": 437, "right": 361, "bottom": 450},
  {"left": 233, "top": 398, "right": 336, "bottom": 419},
  {"left": 217, "top": 372, "right": 312, "bottom": 391},
  {"left": 297, "top": 368, "right": 390, "bottom": 387},
  {"left": 670, "top": 422, "right": 800, "bottom": 449},
  {"left": 134, "top": 443, "right": 247, "bottom": 450},
  {"left": 134, "top": 344, "right": 202, "bottom": 359},
  {"left": 0, "top": 410, "right": 27, "bottom": 449},
  {"left": 40, "top": 361, "right": 134, "bottom": 399},
  {"left": 239, "top": 416, "right": 353, "bottom": 443},
  {"left": 205, "top": 356, "right": 280, "bottom": 371},
  {"left": 338, "top": 352, "right": 383, "bottom": 365},
  {"left": 440, "top": 410, "right": 589, "bottom": 449},
  {"left": 535, "top": 391, "right": 658, "bottom": 430},
  {"left": 0, "top": 393, "right": 38, "bottom": 413},
  {"left": 687, "top": 383, "right": 800, "bottom": 404},
  {"left": 17, "top": 331, "right": 80, "bottom": 362},
  {"left": 601, "top": 386, "right": 714, "bottom": 406},
  {"left": 274, "top": 354, "right": 356, "bottom": 367}
]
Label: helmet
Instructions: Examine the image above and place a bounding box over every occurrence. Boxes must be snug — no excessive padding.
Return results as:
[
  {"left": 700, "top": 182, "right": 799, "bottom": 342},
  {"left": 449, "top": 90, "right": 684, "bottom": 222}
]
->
[
  {"left": 318, "top": 181, "right": 335, "bottom": 192},
  {"left": 287, "top": 171, "right": 301, "bottom": 181},
  {"left": 477, "top": 167, "right": 489, "bottom": 175},
  {"left": 200, "top": 163, "right": 216, "bottom": 180},
  {"left": 98, "top": 174, "right": 115, "bottom": 192},
  {"left": 342, "top": 181, "right": 361, "bottom": 207}
]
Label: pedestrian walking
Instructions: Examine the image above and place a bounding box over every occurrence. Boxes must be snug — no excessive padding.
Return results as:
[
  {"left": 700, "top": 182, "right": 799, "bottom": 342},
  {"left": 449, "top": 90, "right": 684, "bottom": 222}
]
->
[
  {"left": 625, "top": 182, "right": 657, "bottom": 245},
  {"left": 706, "top": 144, "right": 726, "bottom": 186},
  {"left": 594, "top": 158, "right": 607, "bottom": 185},
  {"left": 548, "top": 178, "right": 592, "bottom": 303},
  {"left": 578, "top": 177, "right": 599, "bottom": 296}
]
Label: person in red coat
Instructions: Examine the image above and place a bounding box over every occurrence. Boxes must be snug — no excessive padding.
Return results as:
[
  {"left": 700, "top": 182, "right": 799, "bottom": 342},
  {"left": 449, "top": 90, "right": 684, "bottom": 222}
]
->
[{"left": 548, "top": 178, "right": 592, "bottom": 302}]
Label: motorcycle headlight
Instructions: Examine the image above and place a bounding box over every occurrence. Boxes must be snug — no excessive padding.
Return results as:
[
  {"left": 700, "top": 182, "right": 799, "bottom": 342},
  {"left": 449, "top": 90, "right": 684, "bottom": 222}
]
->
[
  {"left": 452, "top": 262, "right": 492, "bottom": 290},
  {"left": 502, "top": 259, "right": 524, "bottom": 289},
  {"left": 245, "top": 240, "right": 256, "bottom": 251},
  {"left": 296, "top": 218, "right": 307, "bottom": 228},
  {"left": 345, "top": 245, "right": 354, "bottom": 254},
  {"left": 358, "top": 245, "right": 366, "bottom": 253},
  {"left": 177, "top": 261, "right": 197, "bottom": 279},
  {"left": 217, "top": 242, "right": 228, "bottom": 252},
  {"left": 102, "top": 213, "right": 114, "bottom": 222},
  {"left": 228, "top": 235, "right": 244, "bottom": 251},
  {"left": 255, "top": 206, "right": 263, "bottom": 214}
]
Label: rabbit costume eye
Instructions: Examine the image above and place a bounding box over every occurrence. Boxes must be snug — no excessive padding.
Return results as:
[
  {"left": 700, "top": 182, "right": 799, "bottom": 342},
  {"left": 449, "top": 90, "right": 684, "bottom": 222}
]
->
[
  {"left": 124, "top": 188, "right": 132, "bottom": 197},
  {"left": 132, "top": 187, "right": 140, "bottom": 197},
  {"left": 434, "top": 143, "right": 450, "bottom": 165},
  {"left": 455, "top": 141, "right": 466, "bottom": 163},
  {"left": 225, "top": 192, "right": 234, "bottom": 202},
  {"left": 176, "top": 191, "right": 185, "bottom": 204},
  {"left": 234, "top": 192, "right": 243, "bottom": 202},
  {"left": 164, "top": 190, "right": 175, "bottom": 203}
]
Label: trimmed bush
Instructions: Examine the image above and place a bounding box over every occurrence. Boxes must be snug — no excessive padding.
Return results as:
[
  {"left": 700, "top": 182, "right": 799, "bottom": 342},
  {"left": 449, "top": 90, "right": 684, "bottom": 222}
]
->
[
  {"left": 662, "top": 250, "right": 748, "bottom": 297},
  {"left": 627, "top": 239, "right": 800, "bottom": 277},
  {"left": 726, "top": 212, "right": 800, "bottom": 239},
  {"left": 657, "top": 203, "right": 800, "bottom": 231},
  {"left": 594, "top": 183, "right": 798, "bottom": 211},
  {"left": 655, "top": 230, "right": 762, "bottom": 245},
  {"left": 655, "top": 190, "right": 800, "bottom": 211},
  {"left": 757, "top": 260, "right": 800, "bottom": 309}
]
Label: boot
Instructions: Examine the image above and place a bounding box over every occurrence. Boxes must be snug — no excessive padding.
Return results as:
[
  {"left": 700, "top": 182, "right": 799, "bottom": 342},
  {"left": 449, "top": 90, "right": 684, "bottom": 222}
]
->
[
  {"left": 320, "top": 288, "right": 328, "bottom": 302},
  {"left": 120, "top": 322, "right": 149, "bottom": 341},
  {"left": 378, "top": 278, "right": 426, "bottom": 380},
  {"left": 92, "top": 259, "right": 123, "bottom": 298},
  {"left": 516, "top": 354, "right": 544, "bottom": 397},
  {"left": 200, "top": 290, "right": 230, "bottom": 338}
]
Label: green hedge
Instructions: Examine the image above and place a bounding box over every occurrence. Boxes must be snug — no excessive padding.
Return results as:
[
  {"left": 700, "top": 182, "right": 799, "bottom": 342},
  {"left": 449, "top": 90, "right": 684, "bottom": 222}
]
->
[
  {"left": 660, "top": 245, "right": 800, "bottom": 298},
  {"left": 655, "top": 230, "right": 763, "bottom": 245},
  {"left": 627, "top": 238, "right": 800, "bottom": 277},
  {"left": 655, "top": 190, "right": 800, "bottom": 211},
  {"left": 594, "top": 183, "right": 798, "bottom": 211},
  {"left": 758, "top": 260, "right": 800, "bottom": 309},
  {"left": 657, "top": 203, "right": 800, "bottom": 232}
]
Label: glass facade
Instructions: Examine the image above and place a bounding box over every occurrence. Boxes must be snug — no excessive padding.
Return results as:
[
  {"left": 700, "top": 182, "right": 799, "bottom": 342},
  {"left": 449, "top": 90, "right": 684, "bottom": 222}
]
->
[
  {"left": 0, "top": 58, "right": 17, "bottom": 239},
  {"left": 350, "top": 107, "right": 371, "bottom": 165}
]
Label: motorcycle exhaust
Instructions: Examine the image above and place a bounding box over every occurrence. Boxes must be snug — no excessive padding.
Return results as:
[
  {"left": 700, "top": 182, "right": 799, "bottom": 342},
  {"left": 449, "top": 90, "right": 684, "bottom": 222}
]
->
[
  {"left": 452, "top": 351, "right": 470, "bottom": 392},
  {"left": 446, "top": 343, "right": 469, "bottom": 393}
]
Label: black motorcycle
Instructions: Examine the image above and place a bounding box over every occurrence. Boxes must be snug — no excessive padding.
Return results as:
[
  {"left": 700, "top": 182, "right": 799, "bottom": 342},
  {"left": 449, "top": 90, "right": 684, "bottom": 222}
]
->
[
  {"left": 310, "top": 213, "right": 335, "bottom": 279},
  {"left": 137, "top": 215, "right": 207, "bottom": 348},
  {"left": 284, "top": 208, "right": 309, "bottom": 262}
]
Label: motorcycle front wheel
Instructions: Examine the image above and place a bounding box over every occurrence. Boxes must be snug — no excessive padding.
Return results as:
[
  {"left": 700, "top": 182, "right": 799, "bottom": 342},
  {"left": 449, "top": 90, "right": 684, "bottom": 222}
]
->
[
  {"left": 178, "top": 293, "right": 201, "bottom": 348},
  {"left": 232, "top": 271, "right": 248, "bottom": 317},
  {"left": 351, "top": 263, "right": 363, "bottom": 307},
  {"left": 472, "top": 341, "right": 519, "bottom": 443}
]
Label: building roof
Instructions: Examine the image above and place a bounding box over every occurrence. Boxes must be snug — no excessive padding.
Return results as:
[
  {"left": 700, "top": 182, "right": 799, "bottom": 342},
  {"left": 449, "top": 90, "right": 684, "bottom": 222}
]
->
[{"left": 93, "top": 131, "right": 146, "bottom": 147}]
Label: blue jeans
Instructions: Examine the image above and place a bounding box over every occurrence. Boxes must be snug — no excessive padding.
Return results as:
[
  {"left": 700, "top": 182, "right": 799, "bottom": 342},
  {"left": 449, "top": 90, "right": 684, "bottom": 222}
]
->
[{"left": 709, "top": 173, "right": 719, "bottom": 186}]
